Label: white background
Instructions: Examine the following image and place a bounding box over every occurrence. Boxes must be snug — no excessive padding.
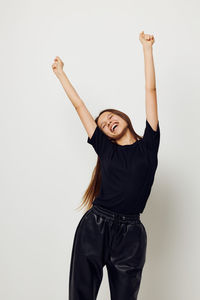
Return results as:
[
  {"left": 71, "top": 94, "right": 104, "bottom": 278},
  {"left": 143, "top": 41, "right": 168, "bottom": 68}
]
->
[{"left": 1, "top": 0, "right": 200, "bottom": 299}]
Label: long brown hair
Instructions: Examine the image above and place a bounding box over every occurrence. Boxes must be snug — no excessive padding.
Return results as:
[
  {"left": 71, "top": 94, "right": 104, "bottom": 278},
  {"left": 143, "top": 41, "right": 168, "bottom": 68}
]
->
[{"left": 75, "top": 108, "right": 143, "bottom": 213}]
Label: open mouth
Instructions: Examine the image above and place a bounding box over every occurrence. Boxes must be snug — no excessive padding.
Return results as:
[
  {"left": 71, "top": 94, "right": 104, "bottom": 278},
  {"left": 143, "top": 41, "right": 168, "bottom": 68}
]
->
[{"left": 110, "top": 122, "right": 119, "bottom": 133}]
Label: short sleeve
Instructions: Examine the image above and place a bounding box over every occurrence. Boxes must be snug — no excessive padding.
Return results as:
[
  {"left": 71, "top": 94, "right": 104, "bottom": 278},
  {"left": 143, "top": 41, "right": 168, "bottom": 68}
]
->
[
  {"left": 142, "top": 119, "right": 160, "bottom": 153},
  {"left": 87, "top": 126, "right": 113, "bottom": 157}
]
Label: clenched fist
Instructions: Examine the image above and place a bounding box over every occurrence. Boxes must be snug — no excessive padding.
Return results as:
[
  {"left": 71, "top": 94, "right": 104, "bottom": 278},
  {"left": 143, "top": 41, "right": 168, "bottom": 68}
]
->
[
  {"left": 52, "top": 56, "right": 64, "bottom": 77},
  {"left": 139, "top": 31, "right": 155, "bottom": 49}
]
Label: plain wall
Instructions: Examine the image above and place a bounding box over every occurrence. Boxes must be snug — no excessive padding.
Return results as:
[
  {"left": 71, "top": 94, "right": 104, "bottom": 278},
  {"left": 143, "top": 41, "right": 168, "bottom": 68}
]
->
[{"left": 1, "top": 0, "right": 200, "bottom": 299}]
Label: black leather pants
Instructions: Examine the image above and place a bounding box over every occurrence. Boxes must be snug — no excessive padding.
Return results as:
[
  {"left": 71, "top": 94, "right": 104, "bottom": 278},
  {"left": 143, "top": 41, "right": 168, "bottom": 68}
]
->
[{"left": 69, "top": 204, "right": 147, "bottom": 300}]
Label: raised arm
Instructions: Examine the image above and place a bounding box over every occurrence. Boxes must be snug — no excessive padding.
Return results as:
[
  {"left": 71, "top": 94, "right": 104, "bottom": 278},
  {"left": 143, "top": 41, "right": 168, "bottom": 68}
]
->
[
  {"left": 139, "top": 31, "right": 159, "bottom": 131},
  {"left": 51, "top": 56, "right": 97, "bottom": 138}
]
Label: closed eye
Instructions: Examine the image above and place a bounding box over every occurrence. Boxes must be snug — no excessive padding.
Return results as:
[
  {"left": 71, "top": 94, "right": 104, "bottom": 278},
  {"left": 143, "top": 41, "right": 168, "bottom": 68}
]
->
[{"left": 102, "top": 114, "right": 113, "bottom": 128}]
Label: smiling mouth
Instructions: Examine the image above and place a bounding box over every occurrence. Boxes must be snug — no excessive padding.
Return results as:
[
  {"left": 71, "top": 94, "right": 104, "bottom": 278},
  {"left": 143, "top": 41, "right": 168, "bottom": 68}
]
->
[{"left": 110, "top": 122, "right": 119, "bottom": 133}]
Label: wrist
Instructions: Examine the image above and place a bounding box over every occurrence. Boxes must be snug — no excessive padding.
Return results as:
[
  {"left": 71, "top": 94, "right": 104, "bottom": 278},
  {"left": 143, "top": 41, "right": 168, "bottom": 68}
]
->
[
  {"left": 143, "top": 45, "right": 153, "bottom": 52},
  {"left": 57, "top": 70, "right": 65, "bottom": 79}
]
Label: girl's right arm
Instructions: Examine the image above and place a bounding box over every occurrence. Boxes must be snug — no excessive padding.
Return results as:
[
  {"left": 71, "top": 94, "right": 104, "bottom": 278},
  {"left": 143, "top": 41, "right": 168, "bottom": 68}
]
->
[{"left": 52, "top": 56, "right": 97, "bottom": 139}]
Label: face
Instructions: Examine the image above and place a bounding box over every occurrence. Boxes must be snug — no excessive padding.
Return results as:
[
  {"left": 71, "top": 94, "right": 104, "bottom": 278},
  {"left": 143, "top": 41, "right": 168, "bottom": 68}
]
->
[{"left": 97, "top": 112, "right": 128, "bottom": 139}]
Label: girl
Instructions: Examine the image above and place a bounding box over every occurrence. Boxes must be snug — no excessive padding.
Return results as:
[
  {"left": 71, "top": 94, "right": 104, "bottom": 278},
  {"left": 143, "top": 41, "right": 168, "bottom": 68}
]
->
[{"left": 52, "top": 31, "right": 160, "bottom": 300}]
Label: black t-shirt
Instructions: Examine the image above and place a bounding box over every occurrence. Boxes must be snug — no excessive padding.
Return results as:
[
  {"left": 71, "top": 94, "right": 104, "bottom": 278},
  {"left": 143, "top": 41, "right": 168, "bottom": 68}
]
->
[{"left": 87, "top": 119, "right": 160, "bottom": 214}]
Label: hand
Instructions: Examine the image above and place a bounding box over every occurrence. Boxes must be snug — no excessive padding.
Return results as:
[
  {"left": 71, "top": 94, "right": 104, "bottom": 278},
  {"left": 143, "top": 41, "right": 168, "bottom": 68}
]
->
[
  {"left": 139, "top": 31, "right": 155, "bottom": 49},
  {"left": 52, "top": 56, "right": 64, "bottom": 77}
]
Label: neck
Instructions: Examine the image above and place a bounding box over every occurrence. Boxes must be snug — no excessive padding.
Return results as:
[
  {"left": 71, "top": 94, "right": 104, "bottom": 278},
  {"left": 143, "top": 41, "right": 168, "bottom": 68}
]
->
[{"left": 115, "top": 128, "right": 137, "bottom": 146}]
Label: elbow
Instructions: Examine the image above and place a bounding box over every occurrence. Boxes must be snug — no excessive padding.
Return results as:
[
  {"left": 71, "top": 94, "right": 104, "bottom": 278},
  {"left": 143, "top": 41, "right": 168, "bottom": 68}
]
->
[{"left": 75, "top": 101, "right": 85, "bottom": 111}]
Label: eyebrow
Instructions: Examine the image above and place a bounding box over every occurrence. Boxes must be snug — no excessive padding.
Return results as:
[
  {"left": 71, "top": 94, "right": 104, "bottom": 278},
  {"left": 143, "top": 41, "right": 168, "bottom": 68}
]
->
[{"left": 100, "top": 113, "right": 112, "bottom": 127}]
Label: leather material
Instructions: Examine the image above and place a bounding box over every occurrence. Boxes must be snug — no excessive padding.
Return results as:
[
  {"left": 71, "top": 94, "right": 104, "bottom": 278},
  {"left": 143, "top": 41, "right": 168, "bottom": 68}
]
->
[{"left": 69, "top": 204, "right": 147, "bottom": 300}]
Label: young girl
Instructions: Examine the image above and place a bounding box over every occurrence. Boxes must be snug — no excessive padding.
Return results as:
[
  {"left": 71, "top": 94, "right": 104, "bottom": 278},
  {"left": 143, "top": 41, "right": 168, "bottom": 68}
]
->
[{"left": 52, "top": 31, "right": 160, "bottom": 300}]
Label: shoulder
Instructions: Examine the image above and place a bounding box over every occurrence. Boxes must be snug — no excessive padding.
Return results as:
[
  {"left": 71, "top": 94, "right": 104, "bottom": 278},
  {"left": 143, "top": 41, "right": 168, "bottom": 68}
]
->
[{"left": 87, "top": 125, "right": 114, "bottom": 157}]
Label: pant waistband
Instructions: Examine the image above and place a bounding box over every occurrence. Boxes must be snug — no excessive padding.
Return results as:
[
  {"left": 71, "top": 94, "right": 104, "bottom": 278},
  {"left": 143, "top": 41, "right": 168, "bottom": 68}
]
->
[{"left": 92, "top": 204, "right": 140, "bottom": 222}]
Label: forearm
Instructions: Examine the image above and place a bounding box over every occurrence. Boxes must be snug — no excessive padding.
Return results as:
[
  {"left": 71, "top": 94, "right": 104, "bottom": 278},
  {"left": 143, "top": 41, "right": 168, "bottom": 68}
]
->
[
  {"left": 143, "top": 46, "right": 156, "bottom": 90},
  {"left": 57, "top": 71, "right": 84, "bottom": 109}
]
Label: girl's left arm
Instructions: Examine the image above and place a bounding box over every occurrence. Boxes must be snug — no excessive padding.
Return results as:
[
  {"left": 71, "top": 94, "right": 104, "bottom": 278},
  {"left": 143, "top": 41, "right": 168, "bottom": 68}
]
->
[{"left": 139, "top": 31, "right": 159, "bottom": 131}]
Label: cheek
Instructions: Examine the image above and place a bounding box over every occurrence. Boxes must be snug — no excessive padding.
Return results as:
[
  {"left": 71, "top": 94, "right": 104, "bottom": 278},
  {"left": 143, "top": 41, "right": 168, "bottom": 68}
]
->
[
  {"left": 117, "top": 119, "right": 124, "bottom": 126},
  {"left": 118, "top": 123, "right": 125, "bottom": 130},
  {"left": 121, "top": 121, "right": 128, "bottom": 129}
]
